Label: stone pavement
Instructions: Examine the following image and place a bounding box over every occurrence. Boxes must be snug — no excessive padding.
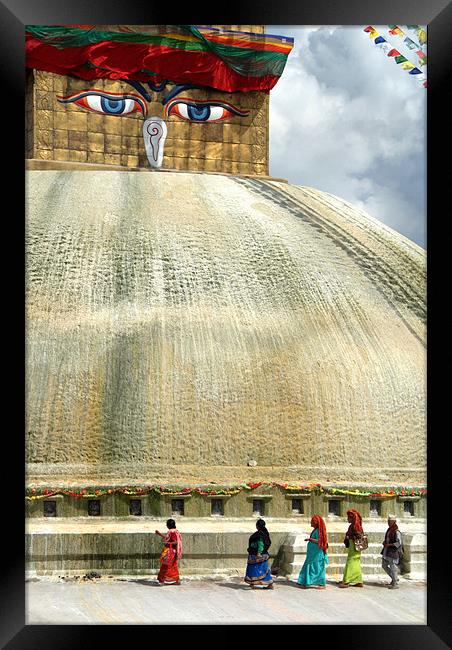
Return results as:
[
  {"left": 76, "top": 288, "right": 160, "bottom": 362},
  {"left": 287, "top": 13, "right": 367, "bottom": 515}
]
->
[{"left": 26, "top": 574, "right": 426, "bottom": 625}]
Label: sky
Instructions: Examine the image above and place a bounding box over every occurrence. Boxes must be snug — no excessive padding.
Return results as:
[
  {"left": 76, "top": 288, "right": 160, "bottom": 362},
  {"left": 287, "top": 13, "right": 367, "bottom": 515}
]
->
[{"left": 268, "top": 26, "right": 427, "bottom": 249}]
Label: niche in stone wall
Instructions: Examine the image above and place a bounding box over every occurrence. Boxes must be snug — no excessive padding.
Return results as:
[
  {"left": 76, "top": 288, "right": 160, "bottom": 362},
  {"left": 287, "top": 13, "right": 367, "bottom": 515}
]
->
[
  {"left": 43, "top": 500, "right": 56, "bottom": 517},
  {"left": 171, "top": 499, "right": 184, "bottom": 516},
  {"left": 252, "top": 499, "right": 265, "bottom": 517},
  {"left": 328, "top": 500, "right": 341, "bottom": 517},
  {"left": 370, "top": 500, "right": 381, "bottom": 517},
  {"left": 211, "top": 499, "right": 223, "bottom": 516},
  {"left": 129, "top": 499, "right": 142, "bottom": 516},
  {"left": 88, "top": 499, "right": 100, "bottom": 516}
]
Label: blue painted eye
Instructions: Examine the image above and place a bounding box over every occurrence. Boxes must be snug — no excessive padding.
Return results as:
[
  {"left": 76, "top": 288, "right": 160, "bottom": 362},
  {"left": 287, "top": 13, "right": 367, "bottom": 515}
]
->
[
  {"left": 100, "top": 97, "right": 126, "bottom": 114},
  {"left": 165, "top": 97, "right": 250, "bottom": 123},
  {"left": 56, "top": 91, "right": 146, "bottom": 116},
  {"left": 187, "top": 104, "right": 211, "bottom": 121}
]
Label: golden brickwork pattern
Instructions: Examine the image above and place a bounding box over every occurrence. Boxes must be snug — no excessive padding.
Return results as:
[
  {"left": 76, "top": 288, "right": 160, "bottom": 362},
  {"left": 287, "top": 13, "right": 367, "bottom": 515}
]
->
[{"left": 27, "top": 65, "right": 270, "bottom": 175}]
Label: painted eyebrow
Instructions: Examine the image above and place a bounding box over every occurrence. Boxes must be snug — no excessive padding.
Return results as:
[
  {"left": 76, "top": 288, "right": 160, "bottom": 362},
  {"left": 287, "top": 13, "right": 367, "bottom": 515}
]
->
[
  {"left": 122, "top": 81, "right": 198, "bottom": 104},
  {"left": 161, "top": 84, "right": 212, "bottom": 106},
  {"left": 122, "top": 80, "right": 225, "bottom": 106},
  {"left": 122, "top": 80, "right": 153, "bottom": 101}
]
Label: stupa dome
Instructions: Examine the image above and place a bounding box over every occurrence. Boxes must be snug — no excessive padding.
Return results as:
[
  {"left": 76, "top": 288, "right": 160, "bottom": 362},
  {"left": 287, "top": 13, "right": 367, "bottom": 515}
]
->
[{"left": 26, "top": 170, "right": 426, "bottom": 486}]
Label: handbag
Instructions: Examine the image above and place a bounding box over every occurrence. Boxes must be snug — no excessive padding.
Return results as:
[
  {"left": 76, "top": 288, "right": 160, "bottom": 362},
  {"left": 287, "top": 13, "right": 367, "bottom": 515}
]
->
[{"left": 354, "top": 532, "right": 368, "bottom": 552}]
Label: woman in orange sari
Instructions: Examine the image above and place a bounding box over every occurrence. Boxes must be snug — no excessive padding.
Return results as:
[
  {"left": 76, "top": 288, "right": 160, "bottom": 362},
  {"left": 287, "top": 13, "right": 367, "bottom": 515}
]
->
[{"left": 155, "top": 519, "right": 183, "bottom": 585}]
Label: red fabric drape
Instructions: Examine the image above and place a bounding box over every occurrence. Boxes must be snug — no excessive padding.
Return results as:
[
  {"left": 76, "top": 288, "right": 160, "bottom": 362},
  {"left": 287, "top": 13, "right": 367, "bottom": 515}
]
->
[{"left": 25, "top": 34, "right": 279, "bottom": 93}]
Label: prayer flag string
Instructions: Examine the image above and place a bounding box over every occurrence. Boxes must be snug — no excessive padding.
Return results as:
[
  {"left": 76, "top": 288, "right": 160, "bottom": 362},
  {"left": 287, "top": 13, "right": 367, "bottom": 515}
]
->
[
  {"left": 364, "top": 26, "right": 427, "bottom": 88},
  {"left": 388, "top": 25, "right": 427, "bottom": 66}
]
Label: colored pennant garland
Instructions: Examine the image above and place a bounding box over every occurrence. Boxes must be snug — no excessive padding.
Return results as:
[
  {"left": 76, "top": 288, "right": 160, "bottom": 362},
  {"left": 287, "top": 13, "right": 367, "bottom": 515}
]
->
[
  {"left": 388, "top": 25, "right": 427, "bottom": 66},
  {"left": 364, "top": 26, "right": 427, "bottom": 88},
  {"left": 406, "top": 25, "right": 427, "bottom": 46},
  {"left": 25, "top": 482, "right": 427, "bottom": 500}
]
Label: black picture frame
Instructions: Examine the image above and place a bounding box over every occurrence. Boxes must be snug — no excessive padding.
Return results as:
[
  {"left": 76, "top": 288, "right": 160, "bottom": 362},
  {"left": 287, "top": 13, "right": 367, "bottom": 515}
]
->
[{"left": 2, "top": 0, "right": 450, "bottom": 647}]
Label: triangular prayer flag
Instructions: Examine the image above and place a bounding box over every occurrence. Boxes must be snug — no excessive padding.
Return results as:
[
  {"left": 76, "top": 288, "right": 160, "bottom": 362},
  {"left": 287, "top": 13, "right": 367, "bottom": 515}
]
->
[
  {"left": 374, "top": 36, "right": 386, "bottom": 44},
  {"left": 417, "top": 28, "right": 427, "bottom": 44},
  {"left": 403, "top": 37, "right": 417, "bottom": 50},
  {"left": 388, "top": 49, "right": 400, "bottom": 57},
  {"left": 409, "top": 67, "right": 422, "bottom": 74},
  {"left": 395, "top": 55, "right": 408, "bottom": 64},
  {"left": 401, "top": 61, "right": 415, "bottom": 70}
]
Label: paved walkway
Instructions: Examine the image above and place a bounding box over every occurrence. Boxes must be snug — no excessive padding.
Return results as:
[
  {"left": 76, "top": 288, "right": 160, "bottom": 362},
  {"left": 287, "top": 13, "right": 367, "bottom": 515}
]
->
[{"left": 26, "top": 575, "right": 426, "bottom": 625}]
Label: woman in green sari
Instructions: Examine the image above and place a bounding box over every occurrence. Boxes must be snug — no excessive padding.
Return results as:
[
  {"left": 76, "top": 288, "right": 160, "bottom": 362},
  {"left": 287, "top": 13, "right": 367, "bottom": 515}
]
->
[{"left": 339, "top": 509, "right": 364, "bottom": 588}]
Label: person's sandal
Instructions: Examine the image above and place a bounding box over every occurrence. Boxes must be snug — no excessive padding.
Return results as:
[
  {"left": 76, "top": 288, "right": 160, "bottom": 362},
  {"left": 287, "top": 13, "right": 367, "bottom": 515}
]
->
[{"left": 338, "top": 582, "right": 349, "bottom": 588}]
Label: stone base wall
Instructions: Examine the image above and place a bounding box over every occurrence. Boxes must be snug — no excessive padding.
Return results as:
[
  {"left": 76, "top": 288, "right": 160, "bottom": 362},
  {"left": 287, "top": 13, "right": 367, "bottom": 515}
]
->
[{"left": 25, "top": 528, "right": 426, "bottom": 580}]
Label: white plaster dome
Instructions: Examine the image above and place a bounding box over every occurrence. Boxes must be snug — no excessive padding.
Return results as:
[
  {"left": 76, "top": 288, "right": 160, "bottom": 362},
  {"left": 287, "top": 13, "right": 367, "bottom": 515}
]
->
[{"left": 25, "top": 170, "right": 426, "bottom": 485}]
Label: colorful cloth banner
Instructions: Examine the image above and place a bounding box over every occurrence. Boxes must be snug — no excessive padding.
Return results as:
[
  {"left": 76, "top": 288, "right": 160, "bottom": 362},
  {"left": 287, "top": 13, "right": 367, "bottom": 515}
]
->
[
  {"left": 25, "top": 24, "right": 294, "bottom": 93},
  {"left": 364, "top": 26, "right": 427, "bottom": 88}
]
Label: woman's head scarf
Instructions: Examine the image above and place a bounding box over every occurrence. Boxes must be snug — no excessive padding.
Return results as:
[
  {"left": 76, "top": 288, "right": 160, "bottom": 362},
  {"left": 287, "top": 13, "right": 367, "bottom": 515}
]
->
[
  {"left": 346, "top": 509, "right": 363, "bottom": 536},
  {"left": 311, "top": 514, "right": 328, "bottom": 552}
]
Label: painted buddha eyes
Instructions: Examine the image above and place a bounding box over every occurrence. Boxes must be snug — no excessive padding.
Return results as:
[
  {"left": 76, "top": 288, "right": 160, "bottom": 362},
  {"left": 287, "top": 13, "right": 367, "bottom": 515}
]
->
[
  {"left": 57, "top": 91, "right": 147, "bottom": 116},
  {"left": 164, "top": 98, "right": 249, "bottom": 123},
  {"left": 57, "top": 91, "right": 249, "bottom": 123}
]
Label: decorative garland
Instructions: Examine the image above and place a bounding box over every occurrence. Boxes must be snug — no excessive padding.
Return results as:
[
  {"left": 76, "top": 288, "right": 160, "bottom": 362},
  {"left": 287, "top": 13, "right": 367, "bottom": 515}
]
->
[{"left": 25, "top": 482, "right": 427, "bottom": 500}]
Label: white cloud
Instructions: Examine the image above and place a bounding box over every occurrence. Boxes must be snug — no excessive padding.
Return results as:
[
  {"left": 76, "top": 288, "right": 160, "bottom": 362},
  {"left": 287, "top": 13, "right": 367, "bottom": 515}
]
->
[{"left": 268, "top": 26, "right": 426, "bottom": 247}]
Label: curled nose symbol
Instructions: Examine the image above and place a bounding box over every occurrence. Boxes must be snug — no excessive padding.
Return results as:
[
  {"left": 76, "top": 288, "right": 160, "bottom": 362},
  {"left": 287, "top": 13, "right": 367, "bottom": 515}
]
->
[{"left": 143, "top": 117, "right": 167, "bottom": 168}]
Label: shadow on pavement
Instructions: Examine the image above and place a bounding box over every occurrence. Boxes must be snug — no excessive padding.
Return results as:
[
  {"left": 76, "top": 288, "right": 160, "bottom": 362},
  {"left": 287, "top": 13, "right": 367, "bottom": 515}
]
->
[
  {"left": 217, "top": 582, "right": 251, "bottom": 590},
  {"left": 116, "top": 578, "right": 163, "bottom": 587}
]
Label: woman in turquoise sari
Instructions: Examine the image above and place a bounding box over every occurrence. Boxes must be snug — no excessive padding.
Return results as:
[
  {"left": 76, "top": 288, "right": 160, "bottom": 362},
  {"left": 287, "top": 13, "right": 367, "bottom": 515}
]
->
[{"left": 297, "top": 515, "right": 329, "bottom": 589}]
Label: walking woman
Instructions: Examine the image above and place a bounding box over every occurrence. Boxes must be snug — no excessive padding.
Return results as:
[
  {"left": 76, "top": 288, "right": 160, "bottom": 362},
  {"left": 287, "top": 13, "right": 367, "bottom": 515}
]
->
[
  {"left": 297, "top": 515, "right": 329, "bottom": 589},
  {"left": 244, "top": 519, "right": 274, "bottom": 589},
  {"left": 155, "top": 518, "right": 183, "bottom": 585},
  {"left": 339, "top": 509, "right": 364, "bottom": 588}
]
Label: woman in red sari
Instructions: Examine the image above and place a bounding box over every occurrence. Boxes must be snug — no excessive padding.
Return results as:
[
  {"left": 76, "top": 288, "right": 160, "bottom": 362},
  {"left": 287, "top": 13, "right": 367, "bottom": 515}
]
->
[{"left": 155, "top": 519, "right": 183, "bottom": 585}]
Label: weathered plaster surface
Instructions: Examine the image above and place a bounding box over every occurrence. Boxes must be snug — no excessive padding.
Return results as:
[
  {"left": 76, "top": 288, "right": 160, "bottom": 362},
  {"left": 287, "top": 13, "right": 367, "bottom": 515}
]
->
[{"left": 26, "top": 170, "right": 426, "bottom": 485}]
